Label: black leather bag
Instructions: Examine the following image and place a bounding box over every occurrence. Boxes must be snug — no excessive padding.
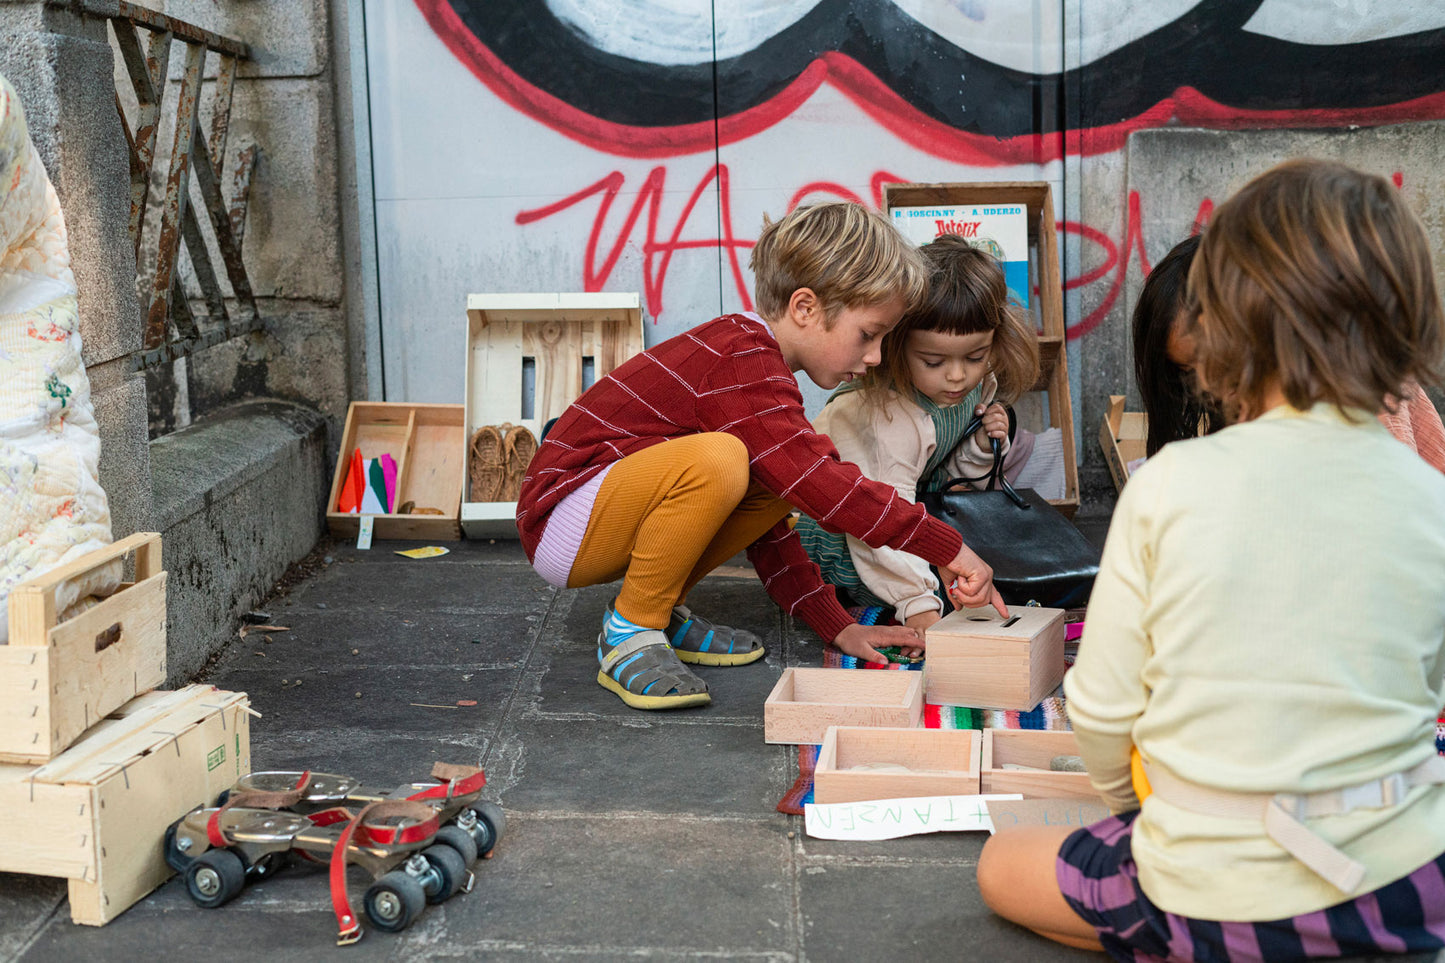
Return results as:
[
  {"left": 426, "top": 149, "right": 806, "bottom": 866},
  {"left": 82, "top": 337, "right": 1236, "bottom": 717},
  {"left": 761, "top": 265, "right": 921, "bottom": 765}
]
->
[{"left": 917, "top": 416, "right": 1099, "bottom": 609}]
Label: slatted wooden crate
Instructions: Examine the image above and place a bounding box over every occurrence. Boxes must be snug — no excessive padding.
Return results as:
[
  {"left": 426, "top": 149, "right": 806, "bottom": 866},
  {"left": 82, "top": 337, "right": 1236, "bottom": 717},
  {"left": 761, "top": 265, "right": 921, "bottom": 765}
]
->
[
  {"left": 1, "top": 532, "right": 167, "bottom": 765},
  {"left": 0, "top": 685, "right": 251, "bottom": 925},
  {"left": 326, "top": 402, "right": 466, "bottom": 541},
  {"left": 883, "top": 181, "right": 1079, "bottom": 515},
  {"left": 462, "top": 292, "right": 644, "bottom": 539}
]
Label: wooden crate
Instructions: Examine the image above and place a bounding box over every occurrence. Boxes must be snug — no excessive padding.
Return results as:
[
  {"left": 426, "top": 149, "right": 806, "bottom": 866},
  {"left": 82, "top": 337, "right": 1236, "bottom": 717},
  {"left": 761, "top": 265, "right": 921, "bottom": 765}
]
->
[
  {"left": 1, "top": 533, "right": 166, "bottom": 765},
  {"left": 925, "top": 606, "right": 1065, "bottom": 711},
  {"left": 326, "top": 402, "right": 465, "bottom": 541},
  {"left": 981, "top": 729, "right": 1101, "bottom": 802},
  {"left": 462, "top": 292, "right": 644, "bottom": 539},
  {"left": 883, "top": 182, "right": 1079, "bottom": 515},
  {"left": 1100, "top": 395, "right": 1147, "bottom": 493},
  {"left": 764, "top": 668, "right": 923, "bottom": 745},
  {"left": 0, "top": 685, "right": 251, "bottom": 925},
  {"left": 815, "top": 726, "right": 981, "bottom": 804}
]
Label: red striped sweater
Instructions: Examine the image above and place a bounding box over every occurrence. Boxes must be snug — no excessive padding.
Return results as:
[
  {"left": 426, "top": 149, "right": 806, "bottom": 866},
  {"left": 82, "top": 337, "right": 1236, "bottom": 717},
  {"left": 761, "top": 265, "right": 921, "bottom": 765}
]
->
[{"left": 515, "top": 313, "right": 964, "bottom": 640}]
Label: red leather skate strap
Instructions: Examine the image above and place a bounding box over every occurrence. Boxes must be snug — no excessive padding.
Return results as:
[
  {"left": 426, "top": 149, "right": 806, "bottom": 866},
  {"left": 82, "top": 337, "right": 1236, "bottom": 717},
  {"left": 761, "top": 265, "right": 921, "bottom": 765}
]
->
[
  {"left": 329, "top": 799, "right": 438, "bottom": 945},
  {"left": 407, "top": 763, "right": 485, "bottom": 802},
  {"left": 206, "top": 772, "right": 316, "bottom": 847}
]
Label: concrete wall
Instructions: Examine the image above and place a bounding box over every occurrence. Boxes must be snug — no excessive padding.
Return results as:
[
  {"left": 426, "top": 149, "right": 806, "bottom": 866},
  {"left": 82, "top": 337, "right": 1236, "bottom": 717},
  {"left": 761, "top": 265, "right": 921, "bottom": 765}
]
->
[
  {"left": 0, "top": 0, "right": 347, "bottom": 683},
  {"left": 357, "top": 1, "right": 1445, "bottom": 514}
]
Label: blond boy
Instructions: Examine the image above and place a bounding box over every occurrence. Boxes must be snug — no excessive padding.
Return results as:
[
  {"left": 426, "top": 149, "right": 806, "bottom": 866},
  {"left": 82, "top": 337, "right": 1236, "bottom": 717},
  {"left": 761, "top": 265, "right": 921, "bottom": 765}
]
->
[{"left": 517, "top": 203, "right": 1003, "bottom": 710}]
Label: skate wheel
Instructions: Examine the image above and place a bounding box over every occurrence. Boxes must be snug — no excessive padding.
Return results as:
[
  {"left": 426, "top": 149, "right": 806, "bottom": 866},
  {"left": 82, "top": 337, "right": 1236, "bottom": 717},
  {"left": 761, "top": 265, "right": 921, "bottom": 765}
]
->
[
  {"left": 470, "top": 802, "right": 506, "bottom": 857},
  {"left": 185, "top": 849, "right": 246, "bottom": 908},
  {"left": 420, "top": 844, "right": 468, "bottom": 903},
  {"left": 363, "top": 870, "right": 426, "bottom": 932},
  {"left": 435, "top": 824, "right": 478, "bottom": 865}
]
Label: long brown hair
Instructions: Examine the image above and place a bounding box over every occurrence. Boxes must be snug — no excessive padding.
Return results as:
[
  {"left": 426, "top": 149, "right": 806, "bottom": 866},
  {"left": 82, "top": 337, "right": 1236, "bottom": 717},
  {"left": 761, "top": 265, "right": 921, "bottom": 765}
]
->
[
  {"left": 1132, "top": 234, "right": 1224, "bottom": 456},
  {"left": 1188, "top": 159, "right": 1445, "bottom": 421},
  {"left": 860, "top": 235, "right": 1040, "bottom": 403}
]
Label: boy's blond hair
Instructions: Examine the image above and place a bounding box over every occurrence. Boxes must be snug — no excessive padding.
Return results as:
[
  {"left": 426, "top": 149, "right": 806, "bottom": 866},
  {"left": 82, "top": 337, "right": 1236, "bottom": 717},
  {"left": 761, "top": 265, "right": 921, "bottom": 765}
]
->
[
  {"left": 750, "top": 202, "right": 929, "bottom": 322},
  {"left": 1189, "top": 159, "right": 1445, "bottom": 420}
]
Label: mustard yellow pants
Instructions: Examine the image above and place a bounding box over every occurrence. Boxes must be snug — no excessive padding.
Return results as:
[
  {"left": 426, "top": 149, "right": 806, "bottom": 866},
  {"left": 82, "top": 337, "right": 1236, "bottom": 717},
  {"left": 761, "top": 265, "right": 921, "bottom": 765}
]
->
[{"left": 568, "top": 433, "right": 792, "bottom": 628}]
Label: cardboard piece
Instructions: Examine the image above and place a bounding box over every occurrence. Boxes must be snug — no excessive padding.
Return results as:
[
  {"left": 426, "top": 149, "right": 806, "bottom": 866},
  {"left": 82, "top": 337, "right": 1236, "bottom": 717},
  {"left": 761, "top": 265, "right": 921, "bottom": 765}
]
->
[
  {"left": 984, "top": 797, "right": 1113, "bottom": 834},
  {"left": 804, "top": 793, "right": 1023, "bottom": 840}
]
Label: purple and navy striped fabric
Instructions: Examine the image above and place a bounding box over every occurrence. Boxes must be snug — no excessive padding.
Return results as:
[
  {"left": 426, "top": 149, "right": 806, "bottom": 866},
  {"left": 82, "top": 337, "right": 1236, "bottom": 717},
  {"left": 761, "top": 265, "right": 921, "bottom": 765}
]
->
[{"left": 1057, "top": 810, "right": 1445, "bottom": 962}]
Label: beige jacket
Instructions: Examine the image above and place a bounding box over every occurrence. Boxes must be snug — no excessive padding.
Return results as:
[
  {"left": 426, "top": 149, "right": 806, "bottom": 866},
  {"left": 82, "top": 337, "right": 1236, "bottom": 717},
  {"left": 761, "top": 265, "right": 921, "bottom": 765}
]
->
[{"left": 812, "top": 375, "right": 1005, "bottom": 622}]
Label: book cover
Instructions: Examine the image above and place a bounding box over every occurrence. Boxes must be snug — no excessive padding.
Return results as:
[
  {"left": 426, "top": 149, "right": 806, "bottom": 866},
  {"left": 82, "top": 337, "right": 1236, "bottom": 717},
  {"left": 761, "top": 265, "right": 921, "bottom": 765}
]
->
[{"left": 889, "top": 203, "right": 1030, "bottom": 308}]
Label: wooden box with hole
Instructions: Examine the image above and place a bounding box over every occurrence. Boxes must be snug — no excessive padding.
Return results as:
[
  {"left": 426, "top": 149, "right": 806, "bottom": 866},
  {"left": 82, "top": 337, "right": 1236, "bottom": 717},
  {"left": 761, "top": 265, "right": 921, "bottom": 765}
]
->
[
  {"left": 764, "top": 668, "right": 924, "bottom": 745},
  {"left": 981, "top": 729, "right": 1102, "bottom": 801},
  {"left": 326, "top": 402, "right": 465, "bottom": 541},
  {"left": 814, "top": 726, "right": 981, "bottom": 803},
  {"left": 883, "top": 181, "right": 1079, "bottom": 515},
  {"left": 462, "top": 292, "right": 645, "bottom": 539},
  {"left": 0, "top": 685, "right": 251, "bottom": 925},
  {"left": 924, "top": 605, "right": 1066, "bottom": 711},
  {"left": 0, "top": 533, "right": 167, "bottom": 765}
]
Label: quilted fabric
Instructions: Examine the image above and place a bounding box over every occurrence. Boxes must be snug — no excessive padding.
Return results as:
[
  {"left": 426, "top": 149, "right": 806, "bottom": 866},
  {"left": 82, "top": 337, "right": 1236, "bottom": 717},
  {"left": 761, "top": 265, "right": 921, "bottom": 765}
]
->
[{"left": 0, "top": 73, "right": 117, "bottom": 642}]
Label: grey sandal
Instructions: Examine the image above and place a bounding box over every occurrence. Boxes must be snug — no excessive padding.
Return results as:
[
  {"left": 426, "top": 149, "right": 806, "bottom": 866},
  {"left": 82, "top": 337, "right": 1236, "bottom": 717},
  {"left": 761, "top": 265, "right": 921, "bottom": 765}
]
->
[
  {"left": 596, "top": 629, "right": 710, "bottom": 710},
  {"left": 667, "top": 604, "right": 766, "bottom": 666}
]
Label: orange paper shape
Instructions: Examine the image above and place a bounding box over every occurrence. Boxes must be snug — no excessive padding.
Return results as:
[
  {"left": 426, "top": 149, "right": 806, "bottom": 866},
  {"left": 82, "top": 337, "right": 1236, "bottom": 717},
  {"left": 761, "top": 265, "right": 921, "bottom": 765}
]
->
[{"left": 337, "top": 447, "right": 365, "bottom": 513}]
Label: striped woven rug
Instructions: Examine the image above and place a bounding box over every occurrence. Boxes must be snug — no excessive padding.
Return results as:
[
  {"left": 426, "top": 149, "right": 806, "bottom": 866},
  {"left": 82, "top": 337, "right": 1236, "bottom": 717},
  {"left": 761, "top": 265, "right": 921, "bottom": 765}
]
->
[{"left": 776, "top": 606, "right": 1070, "bottom": 815}]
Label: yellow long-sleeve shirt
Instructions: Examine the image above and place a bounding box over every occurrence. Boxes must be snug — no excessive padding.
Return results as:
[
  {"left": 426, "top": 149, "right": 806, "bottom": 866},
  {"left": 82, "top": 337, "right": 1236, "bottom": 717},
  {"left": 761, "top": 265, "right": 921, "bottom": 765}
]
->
[{"left": 1066, "top": 403, "right": 1445, "bottom": 921}]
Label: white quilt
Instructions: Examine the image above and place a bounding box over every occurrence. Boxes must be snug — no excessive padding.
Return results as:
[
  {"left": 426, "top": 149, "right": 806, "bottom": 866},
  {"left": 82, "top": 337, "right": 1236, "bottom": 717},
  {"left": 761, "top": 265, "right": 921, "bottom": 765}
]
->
[{"left": 0, "top": 73, "right": 118, "bottom": 642}]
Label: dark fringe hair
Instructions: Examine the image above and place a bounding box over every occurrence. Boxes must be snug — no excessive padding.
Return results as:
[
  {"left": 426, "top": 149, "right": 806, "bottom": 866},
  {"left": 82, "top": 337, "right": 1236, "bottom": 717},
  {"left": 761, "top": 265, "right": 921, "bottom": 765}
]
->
[
  {"left": 1188, "top": 159, "right": 1445, "bottom": 422},
  {"left": 1132, "top": 234, "right": 1224, "bottom": 456},
  {"left": 860, "top": 236, "right": 1040, "bottom": 403}
]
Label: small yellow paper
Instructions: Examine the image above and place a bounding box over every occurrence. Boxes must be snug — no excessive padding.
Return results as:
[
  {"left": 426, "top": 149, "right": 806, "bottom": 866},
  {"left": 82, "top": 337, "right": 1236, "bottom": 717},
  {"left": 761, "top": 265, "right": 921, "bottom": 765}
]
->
[{"left": 394, "top": 546, "right": 450, "bottom": 559}]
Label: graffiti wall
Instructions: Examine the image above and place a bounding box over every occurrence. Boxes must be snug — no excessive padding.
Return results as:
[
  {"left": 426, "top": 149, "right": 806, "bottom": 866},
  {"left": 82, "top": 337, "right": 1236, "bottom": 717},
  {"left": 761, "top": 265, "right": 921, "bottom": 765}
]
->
[{"left": 363, "top": 0, "right": 1445, "bottom": 503}]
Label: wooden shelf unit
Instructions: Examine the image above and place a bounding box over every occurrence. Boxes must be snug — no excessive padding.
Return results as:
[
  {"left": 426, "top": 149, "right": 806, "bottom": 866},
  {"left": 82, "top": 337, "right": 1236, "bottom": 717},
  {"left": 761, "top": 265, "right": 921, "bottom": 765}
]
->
[
  {"left": 462, "top": 292, "right": 644, "bottom": 539},
  {"left": 883, "top": 181, "right": 1079, "bottom": 515}
]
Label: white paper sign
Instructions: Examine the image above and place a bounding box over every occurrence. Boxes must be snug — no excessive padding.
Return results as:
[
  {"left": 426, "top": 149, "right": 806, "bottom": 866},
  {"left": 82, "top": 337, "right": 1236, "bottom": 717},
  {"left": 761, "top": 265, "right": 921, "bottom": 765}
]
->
[{"left": 803, "top": 794, "right": 1023, "bottom": 841}]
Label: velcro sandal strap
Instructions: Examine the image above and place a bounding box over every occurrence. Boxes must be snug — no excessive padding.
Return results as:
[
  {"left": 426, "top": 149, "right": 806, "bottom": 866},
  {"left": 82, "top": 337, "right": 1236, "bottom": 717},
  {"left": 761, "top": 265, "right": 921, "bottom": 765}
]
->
[{"left": 599, "top": 630, "right": 671, "bottom": 671}]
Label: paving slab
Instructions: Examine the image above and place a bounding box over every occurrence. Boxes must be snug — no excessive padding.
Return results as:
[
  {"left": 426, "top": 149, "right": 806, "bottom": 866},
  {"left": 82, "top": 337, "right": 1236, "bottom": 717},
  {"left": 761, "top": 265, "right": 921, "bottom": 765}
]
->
[{"left": 5, "top": 534, "right": 1442, "bottom": 963}]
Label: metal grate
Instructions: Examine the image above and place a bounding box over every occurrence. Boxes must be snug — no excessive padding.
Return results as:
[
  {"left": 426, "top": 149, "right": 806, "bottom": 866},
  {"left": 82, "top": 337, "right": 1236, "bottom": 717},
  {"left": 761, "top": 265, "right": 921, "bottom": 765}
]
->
[{"left": 108, "top": 1, "right": 262, "bottom": 372}]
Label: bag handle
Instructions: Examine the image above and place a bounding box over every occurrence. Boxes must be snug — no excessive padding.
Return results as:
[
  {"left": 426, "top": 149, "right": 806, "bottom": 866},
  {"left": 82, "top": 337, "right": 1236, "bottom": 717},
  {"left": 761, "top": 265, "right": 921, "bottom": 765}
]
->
[{"left": 932, "top": 411, "right": 1030, "bottom": 510}]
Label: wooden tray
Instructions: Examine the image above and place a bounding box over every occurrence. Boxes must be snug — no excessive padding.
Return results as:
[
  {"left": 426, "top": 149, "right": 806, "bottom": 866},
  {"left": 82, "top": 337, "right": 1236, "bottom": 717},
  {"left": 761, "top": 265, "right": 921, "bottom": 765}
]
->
[
  {"left": 326, "top": 402, "right": 465, "bottom": 541},
  {"left": 981, "top": 728, "right": 1101, "bottom": 801},
  {"left": 815, "top": 726, "right": 981, "bottom": 803},
  {"left": 764, "top": 668, "right": 923, "bottom": 745}
]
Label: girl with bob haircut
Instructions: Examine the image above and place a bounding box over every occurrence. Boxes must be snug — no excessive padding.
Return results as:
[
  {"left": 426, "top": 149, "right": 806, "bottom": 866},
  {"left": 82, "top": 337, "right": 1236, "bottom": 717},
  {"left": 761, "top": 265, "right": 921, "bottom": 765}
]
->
[
  {"left": 978, "top": 159, "right": 1445, "bottom": 960},
  {"left": 796, "top": 236, "right": 1039, "bottom": 652}
]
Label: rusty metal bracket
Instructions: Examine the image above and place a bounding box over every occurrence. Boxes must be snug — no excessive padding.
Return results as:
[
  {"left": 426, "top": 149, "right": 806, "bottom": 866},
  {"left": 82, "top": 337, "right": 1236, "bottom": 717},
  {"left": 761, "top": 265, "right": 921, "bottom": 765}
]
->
[{"left": 107, "top": 3, "right": 262, "bottom": 373}]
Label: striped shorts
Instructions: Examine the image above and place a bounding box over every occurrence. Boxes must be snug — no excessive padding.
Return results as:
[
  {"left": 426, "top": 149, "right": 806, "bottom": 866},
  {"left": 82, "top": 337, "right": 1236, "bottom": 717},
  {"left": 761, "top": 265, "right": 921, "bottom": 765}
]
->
[{"left": 1057, "top": 810, "right": 1445, "bottom": 962}]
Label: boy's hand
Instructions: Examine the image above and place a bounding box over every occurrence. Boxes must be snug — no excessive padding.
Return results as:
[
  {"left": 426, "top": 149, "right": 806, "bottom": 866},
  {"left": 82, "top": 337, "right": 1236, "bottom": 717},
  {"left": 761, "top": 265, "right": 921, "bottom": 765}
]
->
[
  {"left": 833, "top": 623, "right": 923, "bottom": 663},
  {"left": 900, "top": 610, "right": 940, "bottom": 658},
  {"left": 973, "top": 403, "right": 1010, "bottom": 453},
  {"left": 940, "top": 546, "right": 1009, "bottom": 617}
]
